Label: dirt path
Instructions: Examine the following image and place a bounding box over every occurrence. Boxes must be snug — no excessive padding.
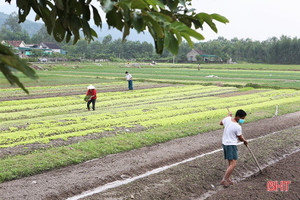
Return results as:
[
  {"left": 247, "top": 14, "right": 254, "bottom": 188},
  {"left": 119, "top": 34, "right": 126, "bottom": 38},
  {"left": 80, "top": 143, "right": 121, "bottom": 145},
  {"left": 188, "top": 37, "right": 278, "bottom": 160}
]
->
[{"left": 0, "top": 112, "right": 299, "bottom": 200}]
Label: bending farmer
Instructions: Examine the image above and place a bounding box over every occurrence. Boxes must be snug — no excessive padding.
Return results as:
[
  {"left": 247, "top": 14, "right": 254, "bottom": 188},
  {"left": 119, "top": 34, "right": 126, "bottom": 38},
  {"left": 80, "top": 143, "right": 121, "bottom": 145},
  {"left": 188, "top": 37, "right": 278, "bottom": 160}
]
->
[
  {"left": 125, "top": 71, "right": 133, "bottom": 90},
  {"left": 219, "top": 109, "right": 248, "bottom": 187},
  {"left": 86, "top": 85, "right": 97, "bottom": 111}
]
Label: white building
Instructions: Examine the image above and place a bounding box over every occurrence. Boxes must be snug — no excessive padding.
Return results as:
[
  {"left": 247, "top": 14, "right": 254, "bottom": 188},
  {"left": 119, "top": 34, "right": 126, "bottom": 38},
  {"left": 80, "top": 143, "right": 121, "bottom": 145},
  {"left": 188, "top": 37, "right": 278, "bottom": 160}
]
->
[{"left": 186, "top": 49, "right": 204, "bottom": 62}]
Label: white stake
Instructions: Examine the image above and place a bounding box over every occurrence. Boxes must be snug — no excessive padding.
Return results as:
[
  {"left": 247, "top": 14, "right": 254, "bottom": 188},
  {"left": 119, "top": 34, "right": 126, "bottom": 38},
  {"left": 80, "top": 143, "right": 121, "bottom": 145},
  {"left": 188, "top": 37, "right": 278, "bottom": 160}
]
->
[{"left": 275, "top": 105, "right": 278, "bottom": 116}]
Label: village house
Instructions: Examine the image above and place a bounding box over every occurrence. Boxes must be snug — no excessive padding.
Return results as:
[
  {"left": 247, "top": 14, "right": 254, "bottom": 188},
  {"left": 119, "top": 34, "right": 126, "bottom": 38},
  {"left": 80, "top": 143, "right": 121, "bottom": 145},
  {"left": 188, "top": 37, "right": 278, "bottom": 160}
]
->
[
  {"left": 1, "top": 40, "right": 26, "bottom": 48},
  {"left": 186, "top": 49, "right": 222, "bottom": 63},
  {"left": 186, "top": 49, "right": 204, "bottom": 62},
  {"left": 40, "top": 42, "right": 62, "bottom": 54},
  {"left": 1, "top": 40, "right": 65, "bottom": 57}
]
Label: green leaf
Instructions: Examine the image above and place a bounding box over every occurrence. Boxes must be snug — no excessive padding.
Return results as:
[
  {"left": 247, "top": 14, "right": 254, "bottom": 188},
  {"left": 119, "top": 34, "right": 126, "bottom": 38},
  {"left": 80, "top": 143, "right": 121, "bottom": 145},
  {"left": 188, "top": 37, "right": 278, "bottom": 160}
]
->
[
  {"left": 181, "top": 32, "right": 193, "bottom": 47},
  {"left": 81, "top": 19, "right": 92, "bottom": 40},
  {"left": 53, "top": 19, "right": 66, "bottom": 42},
  {"left": 38, "top": 0, "right": 47, "bottom": 7},
  {"left": 91, "top": 5, "right": 102, "bottom": 28},
  {"left": 164, "top": 31, "right": 179, "bottom": 55},
  {"left": 17, "top": 0, "right": 31, "bottom": 23},
  {"left": 118, "top": 0, "right": 132, "bottom": 8},
  {"left": 50, "top": 7, "right": 57, "bottom": 27},
  {"left": 131, "top": 0, "right": 149, "bottom": 9},
  {"left": 54, "top": 0, "right": 64, "bottom": 10},
  {"left": 145, "top": 16, "right": 164, "bottom": 38},
  {"left": 196, "top": 13, "right": 217, "bottom": 33},
  {"left": 70, "top": 16, "right": 81, "bottom": 44},
  {"left": 148, "top": 12, "right": 173, "bottom": 23},
  {"left": 132, "top": 13, "right": 144, "bottom": 33},
  {"left": 0, "top": 64, "right": 29, "bottom": 94},
  {"left": 169, "top": 21, "right": 189, "bottom": 31},
  {"left": 0, "top": 44, "right": 38, "bottom": 94},
  {"left": 145, "top": 0, "right": 165, "bottom": 10},
  {"left": 191, "top": 18, "right": 203, "bottom": 29},
  {"left": 66, "top": 32, "right": 72, "bottom": 43},
  {"left": 106, "top": 7, "right": 124, "bottom": 31},
  {"left": 185, "top": 28, "right": 204, "bottom": 40},
  {"left": 166, "top": 0, "right": 179, "bottom": 11},
  {"left": 35, "top": 14, "right": 40, "bottom": 21},
  {"left": 0, "top": 45, "right": 37, "bottom": 79},
  {"left": 83, "top": 4, "right": 91, "bottom": 21},
  {"left": 123, "top": 6, "right": 131, "bottom": 22},
  {"left": 91, "top": 28, "right": 98, "bottom": 38},
  {"left": 122, "top": 23, "right": 130, "bottom": 41},
  {"left": 148, "top": 27, "right": 164, "bottom": 54},
  {"left": 173, "top": 29, "right": 182, "bottom": 45},
  {"left": 211, "top": 14, "right": 229, "bottom": 24}
]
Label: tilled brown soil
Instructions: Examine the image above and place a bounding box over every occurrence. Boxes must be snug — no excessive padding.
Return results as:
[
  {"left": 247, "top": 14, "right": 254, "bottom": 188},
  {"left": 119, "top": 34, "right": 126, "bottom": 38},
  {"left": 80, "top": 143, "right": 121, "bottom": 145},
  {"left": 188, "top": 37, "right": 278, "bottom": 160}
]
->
[
  {"left": 0, "top": 112, "right": 299, "bottom": 200},
  {"left": 205, "top": 151, "right": 300, "bottom": 200},
  {"left": 80, "top": 126, "right": 300, "bottom": 200}
]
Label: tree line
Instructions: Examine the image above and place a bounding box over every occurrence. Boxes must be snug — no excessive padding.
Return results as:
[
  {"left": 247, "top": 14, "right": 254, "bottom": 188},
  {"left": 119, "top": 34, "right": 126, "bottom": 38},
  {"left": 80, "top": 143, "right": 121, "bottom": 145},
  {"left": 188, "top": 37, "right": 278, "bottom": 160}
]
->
[
  {"left": 193, "top": 36, "right": 300, "bottom": 64},
  {"left": 2, "top": 13, "right": 300, "bottom": 64}
]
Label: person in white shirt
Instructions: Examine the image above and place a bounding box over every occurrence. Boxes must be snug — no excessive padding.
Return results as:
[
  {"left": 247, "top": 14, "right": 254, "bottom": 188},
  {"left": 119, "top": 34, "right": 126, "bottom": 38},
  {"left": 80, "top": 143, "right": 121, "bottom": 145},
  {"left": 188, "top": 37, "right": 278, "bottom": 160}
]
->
[
  {"left": 125, "top": 71, "right": 133, "bottom": 90},
  {"left": 219, "top": 109, "right": 248, "bottom": 187}
]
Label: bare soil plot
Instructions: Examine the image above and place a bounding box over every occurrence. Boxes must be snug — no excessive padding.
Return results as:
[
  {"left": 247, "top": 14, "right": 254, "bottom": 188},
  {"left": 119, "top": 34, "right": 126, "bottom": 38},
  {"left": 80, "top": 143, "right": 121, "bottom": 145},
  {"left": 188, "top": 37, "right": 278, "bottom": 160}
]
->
[{"left": 205, "top": 151, "right": 300, "bottom": 200}]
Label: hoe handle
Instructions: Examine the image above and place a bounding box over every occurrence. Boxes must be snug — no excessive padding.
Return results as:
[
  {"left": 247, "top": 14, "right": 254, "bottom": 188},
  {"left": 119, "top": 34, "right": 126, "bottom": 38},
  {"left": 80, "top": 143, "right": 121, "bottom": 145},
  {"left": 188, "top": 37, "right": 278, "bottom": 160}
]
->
[{"left": 246, "top": 145, "right": 263, "bottom": 173}]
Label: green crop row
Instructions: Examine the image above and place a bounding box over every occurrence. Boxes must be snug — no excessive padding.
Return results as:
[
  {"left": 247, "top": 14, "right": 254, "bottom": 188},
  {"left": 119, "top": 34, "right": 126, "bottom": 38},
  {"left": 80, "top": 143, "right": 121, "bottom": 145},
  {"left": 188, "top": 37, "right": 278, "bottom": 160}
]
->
[
  {"left": 1, "top": 87, "right": 300, "bottom": 148},
  {"left": 0, "top": 86, "right": 237, "bottom": 118}
]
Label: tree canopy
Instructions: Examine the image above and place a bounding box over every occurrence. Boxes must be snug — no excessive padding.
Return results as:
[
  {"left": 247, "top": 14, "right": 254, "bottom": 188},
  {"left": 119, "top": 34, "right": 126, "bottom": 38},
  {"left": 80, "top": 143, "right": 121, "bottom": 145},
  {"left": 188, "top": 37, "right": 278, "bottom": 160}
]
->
[
  {"left": 0, "top": 12, "right": 31, "bottom": 42},
  {"left": 1, "top": 0, "right": 228, "bottom": 93}
]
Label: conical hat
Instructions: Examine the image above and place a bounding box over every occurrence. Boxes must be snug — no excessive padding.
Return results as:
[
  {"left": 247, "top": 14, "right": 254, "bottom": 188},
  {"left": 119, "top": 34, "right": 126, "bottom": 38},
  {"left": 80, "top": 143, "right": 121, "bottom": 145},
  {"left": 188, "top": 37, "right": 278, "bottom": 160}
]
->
[{"left": 87, "top": 85, "right": 95, "bottom": 89}]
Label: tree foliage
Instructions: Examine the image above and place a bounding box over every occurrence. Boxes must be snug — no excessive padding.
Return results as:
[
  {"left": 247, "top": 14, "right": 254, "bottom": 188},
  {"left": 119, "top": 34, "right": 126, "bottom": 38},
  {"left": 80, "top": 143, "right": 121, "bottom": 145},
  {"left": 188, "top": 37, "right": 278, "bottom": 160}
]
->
[
  {"left": 0, "top": 12, "right": 31, "bottom": 42},
  {"left": 1, "top": 0, "right": 228, "bottom": 92},
  {"left": 31, "top": 26, "right": 57, "bottom": 43},
  {"left": 0, "top": 43, "right": 38, "bottom": 93},
  {"left": 192, "top": 36, "right": 300, "bottom": 64}
]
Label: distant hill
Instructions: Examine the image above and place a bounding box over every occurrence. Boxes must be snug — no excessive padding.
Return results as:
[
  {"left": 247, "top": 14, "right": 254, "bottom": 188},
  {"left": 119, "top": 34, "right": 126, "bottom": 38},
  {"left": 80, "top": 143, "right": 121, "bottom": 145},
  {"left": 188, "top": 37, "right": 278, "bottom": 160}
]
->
[
  {"left": 92, "top": 24, "right": 153, "bottom": 44},
  {"left": 22, "top": 20, "right": 43, "bottom": 36},
  {"left": 0, "top": 12, "right": 7, "bottom": 27},
  {"left": 0, "top": 11, "right": 153, "bottom": 44},
  {"left": 0, "top": 12, "right": 43, "bottom": 36}
]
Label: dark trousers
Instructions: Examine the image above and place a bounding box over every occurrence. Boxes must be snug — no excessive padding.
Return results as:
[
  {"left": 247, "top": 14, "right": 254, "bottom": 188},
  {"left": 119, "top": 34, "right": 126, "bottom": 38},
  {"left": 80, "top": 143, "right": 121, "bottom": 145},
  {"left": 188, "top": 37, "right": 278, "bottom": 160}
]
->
[
  {"left": 128, "top": 80, "right": 133, "bottom": 90},
  {"left": 87, "top": 99, "right": 96, "bottom": 110}
]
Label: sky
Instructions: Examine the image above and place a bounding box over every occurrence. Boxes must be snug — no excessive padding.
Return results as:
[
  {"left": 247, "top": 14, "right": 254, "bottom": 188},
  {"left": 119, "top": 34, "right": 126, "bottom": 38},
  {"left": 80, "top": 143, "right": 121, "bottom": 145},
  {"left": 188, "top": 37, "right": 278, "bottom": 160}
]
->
[{"left": 1, "top": 0, "right": 300, "bottom": 41}]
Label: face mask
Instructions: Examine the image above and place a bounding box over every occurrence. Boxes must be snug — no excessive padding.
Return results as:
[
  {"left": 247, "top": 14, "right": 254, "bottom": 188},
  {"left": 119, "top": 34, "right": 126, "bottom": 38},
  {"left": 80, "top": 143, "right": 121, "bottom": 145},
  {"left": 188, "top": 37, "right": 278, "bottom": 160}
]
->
[{"left": 238, "top": 119, "right": 245, "bottom": 124}]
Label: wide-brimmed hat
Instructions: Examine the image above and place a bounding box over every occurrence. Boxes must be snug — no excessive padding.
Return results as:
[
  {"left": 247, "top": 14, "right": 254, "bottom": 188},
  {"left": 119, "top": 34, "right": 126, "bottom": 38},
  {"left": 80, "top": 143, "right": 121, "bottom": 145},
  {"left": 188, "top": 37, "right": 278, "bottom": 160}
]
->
[{"left": 87, "top": 85, "right": 95, "bottom": 89}]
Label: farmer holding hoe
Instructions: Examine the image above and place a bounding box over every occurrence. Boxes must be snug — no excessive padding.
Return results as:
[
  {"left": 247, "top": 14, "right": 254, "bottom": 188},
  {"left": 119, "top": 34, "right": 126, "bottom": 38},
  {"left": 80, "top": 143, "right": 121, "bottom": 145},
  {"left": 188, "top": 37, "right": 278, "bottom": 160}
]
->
[
  {"left": 125, "top": 71, "right": 133, "bottom": 90},
  {"left": 219, "top": 108, "right": 248, "bottom": 187},
  {"left": 85, "top": 85, "right": 97, "bottom": 111}
]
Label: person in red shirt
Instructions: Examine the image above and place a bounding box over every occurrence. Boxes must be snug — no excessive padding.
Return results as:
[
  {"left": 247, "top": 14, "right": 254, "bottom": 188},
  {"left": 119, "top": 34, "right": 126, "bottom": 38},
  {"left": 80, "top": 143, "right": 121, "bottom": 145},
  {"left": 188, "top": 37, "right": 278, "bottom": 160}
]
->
[{"left": 86, "top": 85, "right": 97, "bottom": 111}]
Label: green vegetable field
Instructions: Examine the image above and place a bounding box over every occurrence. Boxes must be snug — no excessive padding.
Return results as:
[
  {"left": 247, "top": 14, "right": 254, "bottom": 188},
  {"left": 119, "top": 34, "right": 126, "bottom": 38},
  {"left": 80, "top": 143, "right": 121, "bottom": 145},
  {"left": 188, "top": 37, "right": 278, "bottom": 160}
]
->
[{"left": 1, "top": 62, "right": 300, "bottom": 182}]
